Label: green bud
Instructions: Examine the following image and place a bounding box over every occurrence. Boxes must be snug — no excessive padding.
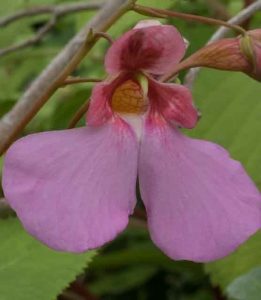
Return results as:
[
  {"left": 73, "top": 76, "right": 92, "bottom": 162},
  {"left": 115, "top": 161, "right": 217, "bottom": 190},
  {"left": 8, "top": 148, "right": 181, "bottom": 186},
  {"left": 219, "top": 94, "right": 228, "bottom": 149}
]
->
[{"left": 240, "top": 34, "right": 255, "bottom": 66}]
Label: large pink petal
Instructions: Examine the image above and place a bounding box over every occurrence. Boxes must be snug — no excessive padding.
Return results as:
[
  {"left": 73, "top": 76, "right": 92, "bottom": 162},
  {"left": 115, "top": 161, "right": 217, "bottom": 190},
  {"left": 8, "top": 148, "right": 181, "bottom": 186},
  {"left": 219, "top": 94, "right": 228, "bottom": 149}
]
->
[
  {"left": 3, "top": 122, "right": 138, "bottom": 252},
  {"left": 139, "top": 123, "right": 261, "bottom": 262},
  {"left": 148, "top": 79, "right": 198, "bottom": 129},
  {"left": 105, "top": 25, "right": 186, "bottom": 76}
]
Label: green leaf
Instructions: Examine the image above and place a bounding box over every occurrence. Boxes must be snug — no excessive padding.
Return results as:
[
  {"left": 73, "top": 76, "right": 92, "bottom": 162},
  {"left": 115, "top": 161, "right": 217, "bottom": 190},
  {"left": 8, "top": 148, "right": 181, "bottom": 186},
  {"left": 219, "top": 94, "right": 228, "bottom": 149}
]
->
[
  {"left": 226, "top": 267, "right": 261, "bottom": 300},
  {"left": 189, "top": 70, "right": 261, "bottom": 189},
  {"left": 90, "top": 266, "right": 157, "bottom": 295},
  {"left": 91, "top": 240, "right": 201, "bottom": 275},
  {"left": 0, "top": 218, "right": 96, "bottom": 300},
  {"left": 0, "top": 100, "right": 16, "bottom": 117},
  {"left": 204, "top": 232, "right": 261, "bottom": 289},
  {"left": 189, "top": 69, "right": 261, "bottom": 290},
  {"left": 50, "top": 87, "right": 91, "bottom": 130}
]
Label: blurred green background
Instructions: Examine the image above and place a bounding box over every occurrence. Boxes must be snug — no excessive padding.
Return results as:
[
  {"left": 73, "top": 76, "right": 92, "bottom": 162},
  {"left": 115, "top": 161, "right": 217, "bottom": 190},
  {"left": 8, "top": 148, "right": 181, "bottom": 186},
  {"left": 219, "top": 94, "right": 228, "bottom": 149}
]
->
[{"left": 0, "top": 0, "right": 260, "bottom": 299}]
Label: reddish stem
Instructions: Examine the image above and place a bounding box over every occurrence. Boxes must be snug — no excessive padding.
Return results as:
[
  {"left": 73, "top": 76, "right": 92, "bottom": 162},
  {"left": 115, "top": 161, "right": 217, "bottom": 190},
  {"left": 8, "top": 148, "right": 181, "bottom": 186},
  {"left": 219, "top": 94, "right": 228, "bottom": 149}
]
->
[
  {"left": 68, "top": 100, "right": 90, "bottom": 129},
  {"left": 134, "top": 4, "right": 246, "bottom": 35},
  {"left": 60, "top": 77, "right": 102, "bottom": 87}
]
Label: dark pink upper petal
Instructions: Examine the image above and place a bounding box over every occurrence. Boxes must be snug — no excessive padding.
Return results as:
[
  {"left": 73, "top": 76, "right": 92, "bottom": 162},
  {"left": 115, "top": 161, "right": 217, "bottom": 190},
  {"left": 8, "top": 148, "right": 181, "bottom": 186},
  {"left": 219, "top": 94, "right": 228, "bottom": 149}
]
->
[
  {"left": 87, "top": 73, "right": 130, "bottom": 126},
  {"left": 139, "top": 122, "right": 261, "bottom": 262},
  {"left": 86, "top": 80, "right": 113, "bottom": 126},
  {"left": 105, "top": 25, "right": 186, "bottom": 76},
  {"left": 2, "top": 122, "right": 138, "bottom": 252},
  {"left": 148, "top": 79, "right": 198, "bottom": 129}
]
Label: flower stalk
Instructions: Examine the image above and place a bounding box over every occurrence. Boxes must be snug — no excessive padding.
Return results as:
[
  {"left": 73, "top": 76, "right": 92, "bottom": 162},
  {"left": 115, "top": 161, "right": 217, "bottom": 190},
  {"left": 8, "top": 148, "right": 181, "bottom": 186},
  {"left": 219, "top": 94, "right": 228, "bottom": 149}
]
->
[
  {"left": 133, "top": 4, "right": 246, "bottom": 35},
  {"left": 68, "top": 100, "right": 90, "bottom": 129},
  {"left": 60, "top": 77, "right": 103, "bottom": 87}
]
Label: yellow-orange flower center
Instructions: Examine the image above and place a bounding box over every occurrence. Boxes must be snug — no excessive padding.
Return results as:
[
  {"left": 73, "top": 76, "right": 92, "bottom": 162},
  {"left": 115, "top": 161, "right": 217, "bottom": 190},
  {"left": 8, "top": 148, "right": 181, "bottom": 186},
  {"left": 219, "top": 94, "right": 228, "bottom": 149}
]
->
[{"left": 111, "top": 79, "right": 148, "bottom": 114}]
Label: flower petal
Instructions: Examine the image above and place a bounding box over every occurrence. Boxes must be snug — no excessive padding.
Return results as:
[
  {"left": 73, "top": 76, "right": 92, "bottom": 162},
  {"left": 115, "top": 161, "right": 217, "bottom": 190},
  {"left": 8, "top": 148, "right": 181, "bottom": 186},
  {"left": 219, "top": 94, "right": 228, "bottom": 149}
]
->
[
  {"left": 86, "top": 80, "right": 113, "bottom": 126},
  {"left": 3, "top": 122, "right": 138, "bottom": 252},
  {"left": 87, "top": 73, "right": 132, "bottom": 126},
  {"left": 139, "top": 123, "right": 261, "bottom": 262},
  {"left": 105, "top": 25, "right": 186, "bottom": 76},
  {"left": 148, "top": 79, "right": 198, "bottom": 129}
]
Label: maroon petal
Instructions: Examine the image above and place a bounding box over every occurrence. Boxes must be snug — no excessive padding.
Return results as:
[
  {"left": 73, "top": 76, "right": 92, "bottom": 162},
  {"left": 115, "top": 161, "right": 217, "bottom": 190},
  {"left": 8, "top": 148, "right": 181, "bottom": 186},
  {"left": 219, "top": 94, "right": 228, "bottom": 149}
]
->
[
  {"left": 148, "top": 79, "right": 199, "bottom": 129},
  {"left": 87, "top": 73, "right": 130, "bottom": 126},
  {"left": 105, "top": 25, "right": 186, "bottom": 76}
]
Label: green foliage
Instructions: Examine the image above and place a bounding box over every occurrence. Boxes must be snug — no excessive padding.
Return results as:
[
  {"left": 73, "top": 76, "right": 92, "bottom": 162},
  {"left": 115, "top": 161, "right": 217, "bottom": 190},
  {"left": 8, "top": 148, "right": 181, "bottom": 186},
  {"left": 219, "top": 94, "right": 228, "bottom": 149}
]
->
[
  {"left": 90, "top": 266, "right": 157, "bottom": 295},
  {"left": 226, "top": 267, "right": 261, "bottom": 300},
  {"left": 190, "top": 70, "right": 261, "bottom": 189},
  {"left": 50, "top": 87, "right": 91, "bottom": 129},
  {"left": 190, "top": 69, "right": 261, "bottom": 295},
  {"left": 205, "top": 232, "right": 261, "bottom": 289},
  {"left": 0, "top": 218, "right": 96, "bottom": 300},
  {"left": 91, "top": 238, "right": 201, "bottom": 274},
  {"left": 89, "top": 232, "right": 210, "bottom": 299},
  {"left": 171, "top": 0, "right": 215, "bottom": 55}
]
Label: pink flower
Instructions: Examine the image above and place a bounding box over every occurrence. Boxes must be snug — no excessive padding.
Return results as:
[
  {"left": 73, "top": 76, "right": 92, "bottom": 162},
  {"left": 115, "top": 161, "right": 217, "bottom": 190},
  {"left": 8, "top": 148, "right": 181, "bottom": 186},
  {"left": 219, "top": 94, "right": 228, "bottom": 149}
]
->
[{"left": 2, "top": 21, "right": 261, "bottom": 262}]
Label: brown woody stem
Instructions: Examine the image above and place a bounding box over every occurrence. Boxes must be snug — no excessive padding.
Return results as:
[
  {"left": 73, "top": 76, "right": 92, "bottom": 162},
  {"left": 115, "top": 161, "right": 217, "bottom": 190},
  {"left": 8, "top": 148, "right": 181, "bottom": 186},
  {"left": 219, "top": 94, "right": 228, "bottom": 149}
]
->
[
  {"left": 134, "top": 4, "right": 246, "bottom": 35},
  {"left": 68, "top": 100, "right": 90, "bottom": 129},
  {"left": 60, "top": 77, "right": 103, "bottom": 87},
  {"left": 94, "top": 31, "right": 114, "bottom": 44}
]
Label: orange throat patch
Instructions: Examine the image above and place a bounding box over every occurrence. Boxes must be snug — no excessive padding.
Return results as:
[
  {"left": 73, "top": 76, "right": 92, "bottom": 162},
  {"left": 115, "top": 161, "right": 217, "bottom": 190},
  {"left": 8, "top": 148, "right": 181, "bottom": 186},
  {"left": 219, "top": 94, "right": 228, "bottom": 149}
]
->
[{"left": 111, "top": 79, "right": 148, "bottom": 114}]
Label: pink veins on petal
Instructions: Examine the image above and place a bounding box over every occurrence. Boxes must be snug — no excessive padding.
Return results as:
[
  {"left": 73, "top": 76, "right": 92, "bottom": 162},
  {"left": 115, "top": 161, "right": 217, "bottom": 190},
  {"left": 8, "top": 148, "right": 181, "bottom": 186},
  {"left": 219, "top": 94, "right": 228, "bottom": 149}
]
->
[{"left": 2, "top": 21, "right": 261, "bottom": 262}]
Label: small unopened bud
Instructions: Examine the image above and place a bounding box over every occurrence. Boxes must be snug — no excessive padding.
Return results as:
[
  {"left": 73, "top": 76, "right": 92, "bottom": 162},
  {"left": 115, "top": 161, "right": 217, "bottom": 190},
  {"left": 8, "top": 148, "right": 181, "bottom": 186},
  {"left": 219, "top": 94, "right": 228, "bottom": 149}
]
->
[{"left": 171, "top": 30, "right": 261, "bottom": 82}]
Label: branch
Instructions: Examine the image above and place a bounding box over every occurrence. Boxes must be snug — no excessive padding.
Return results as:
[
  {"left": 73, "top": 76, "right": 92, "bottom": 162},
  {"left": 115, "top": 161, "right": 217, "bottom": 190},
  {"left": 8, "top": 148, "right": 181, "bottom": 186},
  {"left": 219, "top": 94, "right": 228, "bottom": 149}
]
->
[
  {"left": 60, "top": 77, "right": 103, "bottom": 87},
  {"left": 241, "top": 0, "right": 256, "bottom": 29},
  {"left": 68, "top": 100, "right": 90, "bottom": 129},
  {"left": 184, "top": 0, "right": 261, "bottom": 89},
  {"left": 94, "top": 31, "right": 114, "bottom": 44},
  {"left": 209, "top": 0, "right": 261, "bottom": 42},
  {"left": 0, "top": 1, "right": 105, "bottom": 57},
  {"left": 0, "top": 1, "right": 104, "bottom": 27},
  {"left": 0, "top": 15, "right": 57, "bottom": 57},
  {"left": 0, "top": 0, "right": 135, "bottom": 155},
  {"left": 134, "top": 4, "right": 246, "bottom": 35}
]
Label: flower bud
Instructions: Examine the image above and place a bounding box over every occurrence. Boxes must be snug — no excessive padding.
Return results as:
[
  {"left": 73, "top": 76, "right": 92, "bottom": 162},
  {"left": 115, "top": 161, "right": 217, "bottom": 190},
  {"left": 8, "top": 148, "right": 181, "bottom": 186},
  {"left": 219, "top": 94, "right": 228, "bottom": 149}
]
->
[{"left": 174, "top": 30, "right": 261, "bottom": 81}]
